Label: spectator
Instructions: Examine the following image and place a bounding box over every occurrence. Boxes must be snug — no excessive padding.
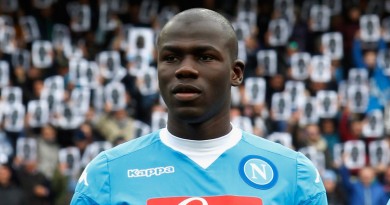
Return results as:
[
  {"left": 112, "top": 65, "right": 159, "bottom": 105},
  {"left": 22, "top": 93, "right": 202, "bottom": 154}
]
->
[
  {"left": 0, "top": 161, "right": 27, "bottom": 205},
  {"left": 383, "top": 166, "right": 390, "bottom": 199},
  {"left": 37, "top": 124, "right": 60, "bottom": 180},
  {"left": 95, "top": 108, "right": 136, "bottom": 143},
  {"left": 322, "top": 169, "right": 347, "bottom": 205},
  {"left": 319, "top": 118, "right": 340, "bottom": 166},
  {"left": 304, "top": 123, "right": 327, "bottom": 153},
  {"left": 14, "top": 160, "right": 52, "bottom": 205},
  {"left": 339, "top": 164, "right": 388, "bottom": 205}
]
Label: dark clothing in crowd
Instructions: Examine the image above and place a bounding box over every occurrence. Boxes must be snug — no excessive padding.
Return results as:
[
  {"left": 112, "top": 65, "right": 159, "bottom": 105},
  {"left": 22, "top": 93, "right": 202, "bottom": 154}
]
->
[{"left": 0, "top": 184, "right": 27, "bottom": 205}]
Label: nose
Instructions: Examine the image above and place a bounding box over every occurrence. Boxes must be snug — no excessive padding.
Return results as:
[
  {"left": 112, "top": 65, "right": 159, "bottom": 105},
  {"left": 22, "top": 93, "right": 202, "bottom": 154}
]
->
[{"left": 175, "top": 57, "right": 199, "bottom": 79}]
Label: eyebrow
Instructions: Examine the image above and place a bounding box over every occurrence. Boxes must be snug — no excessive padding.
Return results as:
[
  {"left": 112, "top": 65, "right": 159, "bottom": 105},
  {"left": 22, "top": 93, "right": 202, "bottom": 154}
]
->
[{"left": 159, "top": 45, "right": 222, "bottom": 55}]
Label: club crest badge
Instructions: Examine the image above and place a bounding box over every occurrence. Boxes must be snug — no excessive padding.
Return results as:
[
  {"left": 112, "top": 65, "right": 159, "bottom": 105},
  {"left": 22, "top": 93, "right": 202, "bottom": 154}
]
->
[{"left": 239, "top": 155, "right": 278, "bottom": 190}]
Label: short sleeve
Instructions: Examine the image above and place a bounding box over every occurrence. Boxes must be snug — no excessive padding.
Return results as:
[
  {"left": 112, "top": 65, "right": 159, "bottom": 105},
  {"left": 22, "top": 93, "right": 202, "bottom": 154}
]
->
[
  {"left": 295, "top": 153, "right": 327, "bottom": 205},
  {"left": 70, "top": 152, "right": 111, "bottom": 205}
]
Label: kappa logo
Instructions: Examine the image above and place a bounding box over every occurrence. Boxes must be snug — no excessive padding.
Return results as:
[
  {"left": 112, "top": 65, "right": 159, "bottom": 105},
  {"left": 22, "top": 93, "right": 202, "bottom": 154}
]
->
[
  {"left": 128, "top": 166, "right": 175, "bottom": 178},
  {"left": 239, "top": 155, "right": 278, "bottom": 189},
  {"left": 315, "top": 169, "right": 321, "bottom": 183},
  {"left": 78, "top": 164, "right": 89, "bottom": 186}
]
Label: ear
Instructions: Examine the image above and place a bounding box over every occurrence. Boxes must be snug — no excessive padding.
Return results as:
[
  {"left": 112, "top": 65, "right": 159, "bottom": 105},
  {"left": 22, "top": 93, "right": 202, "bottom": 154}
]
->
[{"left": 231, "top": 60, "right": 245, "bottom": 86}]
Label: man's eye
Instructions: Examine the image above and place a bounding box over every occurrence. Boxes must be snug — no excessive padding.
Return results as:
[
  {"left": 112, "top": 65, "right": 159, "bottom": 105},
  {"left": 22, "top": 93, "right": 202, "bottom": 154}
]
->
[
  {"left": 164, "top": 56, "right": 178, "bottom": 62},
  {"left": 199, "top": 56, "right": 214, "bottom": 61}
]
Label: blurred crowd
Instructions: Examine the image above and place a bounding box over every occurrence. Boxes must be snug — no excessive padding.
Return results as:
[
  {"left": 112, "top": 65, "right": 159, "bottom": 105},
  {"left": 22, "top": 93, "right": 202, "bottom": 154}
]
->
[{"left": 1, "top": 0, "right": 390, "bottom": 204}]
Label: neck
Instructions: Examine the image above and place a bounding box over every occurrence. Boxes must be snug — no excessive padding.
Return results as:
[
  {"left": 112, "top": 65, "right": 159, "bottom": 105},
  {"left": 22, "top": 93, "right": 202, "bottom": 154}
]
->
[{"left": 167, "top": 117, "right": 232, "bottom": 140}]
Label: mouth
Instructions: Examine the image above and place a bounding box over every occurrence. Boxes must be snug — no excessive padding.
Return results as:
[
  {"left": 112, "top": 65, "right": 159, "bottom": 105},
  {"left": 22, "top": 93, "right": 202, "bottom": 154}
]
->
[{"left": 172, "top": 84, "right": 201, "bottom": 101}]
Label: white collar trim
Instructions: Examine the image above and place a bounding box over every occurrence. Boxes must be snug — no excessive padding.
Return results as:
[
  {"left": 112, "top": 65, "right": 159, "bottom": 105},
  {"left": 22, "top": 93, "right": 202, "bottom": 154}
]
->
[{"left": 160, "top": 124, "right": 242, "bottom": 169}]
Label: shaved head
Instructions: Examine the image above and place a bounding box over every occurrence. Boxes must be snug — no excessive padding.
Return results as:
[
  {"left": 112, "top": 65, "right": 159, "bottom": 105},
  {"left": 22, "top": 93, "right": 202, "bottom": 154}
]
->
[{"left": 157, "top": 8, "right": 238, "bottom": 60}]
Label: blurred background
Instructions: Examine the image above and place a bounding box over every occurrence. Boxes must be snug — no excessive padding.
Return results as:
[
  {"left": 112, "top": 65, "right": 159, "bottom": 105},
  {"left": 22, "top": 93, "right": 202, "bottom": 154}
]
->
[{"left": 0, "top": 0, "right": 390, "bottom": 204}]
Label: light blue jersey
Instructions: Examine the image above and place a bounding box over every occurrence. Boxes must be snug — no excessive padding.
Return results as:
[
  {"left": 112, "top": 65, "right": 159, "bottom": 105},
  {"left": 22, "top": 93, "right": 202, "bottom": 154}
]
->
[{"left": 71, "top": 129, "right": 327, "bottom": 205}]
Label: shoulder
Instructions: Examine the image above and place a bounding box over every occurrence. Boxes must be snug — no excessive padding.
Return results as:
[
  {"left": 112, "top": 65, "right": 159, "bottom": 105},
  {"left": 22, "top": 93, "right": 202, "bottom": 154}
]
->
[
  {"left": 241, "top": 131, "right": 327, "bottom": 204},
  {"left": 83, "top": 130, "right": 161, "bottom": 173},
  {"left": 71, "top": 131, "right": 161, "bottom": 204},
  {"left": 241, "top": 131, "right": 299, "bottom": 160},
  {"left": 103, "top": 131, "right": 161, "bottom": 161}
]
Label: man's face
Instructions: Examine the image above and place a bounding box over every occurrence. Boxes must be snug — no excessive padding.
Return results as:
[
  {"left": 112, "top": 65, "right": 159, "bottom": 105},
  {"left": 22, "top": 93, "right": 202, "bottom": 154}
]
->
[
  {"left": 0, "top": 165, "right": 11, "bottom": 185},
  {"left": 157, "top": 19, "right": 237, "bottom": 123}
]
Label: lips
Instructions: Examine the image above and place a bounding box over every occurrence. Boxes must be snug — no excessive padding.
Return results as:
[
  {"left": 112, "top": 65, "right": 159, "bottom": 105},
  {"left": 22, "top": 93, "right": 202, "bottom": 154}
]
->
[
  {"left": 172, "top": 84, "right": 201, "bottom": 101},
  {"left": 172, "top": 84, "right": 201, "bottom": 94}
]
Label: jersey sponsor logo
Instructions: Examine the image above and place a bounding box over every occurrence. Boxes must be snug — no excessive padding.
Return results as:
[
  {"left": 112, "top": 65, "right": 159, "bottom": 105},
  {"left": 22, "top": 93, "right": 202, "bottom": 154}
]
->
[
  {"left": 128, "top": 166, "right": 175, "bottom": 178},
  {"left": 147, "top": 195, "right": 262, "bottom": 205},
  {"left": 239, "top": 155, "right": 278, "bottom": 189}
]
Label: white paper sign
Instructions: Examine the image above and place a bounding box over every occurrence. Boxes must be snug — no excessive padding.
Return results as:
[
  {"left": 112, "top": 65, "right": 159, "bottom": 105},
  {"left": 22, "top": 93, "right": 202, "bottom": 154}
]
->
[
  {"left": 97, "top": 51, "right": 122, "bottom": 79},
  {"left": 310, "top": 55, "right": 331, "bottom": 83},
  {"left": 0, "top": 26, "right": 16, "bottom": 53},
  {"left": 132, "top": 120, "right": 151, "bottom": 138},
  {"left": 316, "top": 90, "right": 338, "bottom": 118},
  {"left": 1, "top": 0, "right": 18, "bottom": 12},
  {"left": 310, "top": 5, "right": 331, "bottom": 31},
  {"left": 81, "top": 141, "right": 112, "bottom": 167},
  {"left": 377, "top": 50, "right": 390, "bottom": 76},
  {"left": 32, "top": 40, "right": 53, "bottom": 69},
  {"left": 257, "top": 50, "right": 277, "bottom": 76},
  {"left": 382, "top": 17, "right": 390, "bottom": 42},
  {"left": 285, "top": 80, "right": 306, "bottom": 109},
  {"left": 271, "top": 92, "right": 292, "bottom": 121},
  {"left": 267, "top": 132, "right": 292, "bottom": 148},
  {"left": 360, "top": 14, "right": 381, "bottom": 42},
  {"left": 299, "top": 146, "right": 326, "bottom": 172},
  {"left": 362, "top": 109, "right": 384, "bottom": 137},
  {"left": 70, "top": 87, "right": 91, "bottom": 115},
  {"left": 237, "top": 0, "right": 257, "bottom": 13},
  {"left": 136, "top": 67, "right": 158, "bottom": 96},
  {"left": 0, "top": 60, "right": 9, "bottom": 88},
  {"left": 233, "top": 21, "right": 251, "bottom": 42},
  {"left": 19, "top": 16, "right": 40, "bottom": 42},
  {"left": 369, "top": 140, "right": 390, "bottom": 167},
  {"left": 104, "top": 81, "right": 127, "bottom": 111},
  {"left": 299, "top": 97, "right": 319, "bottom": 125},
  {"left": 244, "top": 77, "right": 266, "bottom": 105},
  {"left": 53, "top": 103, "right": 84, "bottom": 129},
  {"left": 138, "top": 0, "right": 159, "bottom": 24},
  {"left": 69, "top": 3, "right": 91, "bottom": 32},
  {"left": 232, "top": 115, "right": 253, "bottom": 133},
  {"left": 344, "top": 140, "right": 366, "bottom": 169},
  {"left": 268, "top": 18, "right": 290, "bottom": 46},
  {"left": 127, "top": 27, "right": 154, "bottom": 62},
  {"left": 4, "top": 103, "right": 25, "bottom": 132},
  {"left": 12, "top": 49, "right": 30, "bottom": 69},
  {"left": 291, "top": 52, "right": 310, "bottom": 80},
  {"left": 237, "top": 11, "right": 257, "bottom": 31},
  {"left": 323, "top": 0, "right": 342, "bottom": 15},
  {"left": 27, "top": 100, "right": 49, "bottom": 128},
  {"left": 348, "top": 68, "right": 369, "bottom": 85},
  {"left": 16, "top": 137, "right": 37, "bottom": 162},
  {"left": 347, "top": 85, "right": 369, "bottom": 113},
  {"left": 151, "top": 110, "right": 168, "bottom": 131},
  {"left": 52, "top": 24, "right": 71, "bottom": 49},
  {"left": 59, "top": 147, "right": 81, "bottom": 177},
  {"left": 322, "top": 32, "right": 343, "bottom": 60},
  {"left": 2, "top": 86, "right": 22, "bottom": 105}
]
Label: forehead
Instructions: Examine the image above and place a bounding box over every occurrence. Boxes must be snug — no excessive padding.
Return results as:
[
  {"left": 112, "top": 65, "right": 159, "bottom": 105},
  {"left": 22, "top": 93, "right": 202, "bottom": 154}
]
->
[{"left": 158, "top": 18, "right": 231, "bottom": 50}]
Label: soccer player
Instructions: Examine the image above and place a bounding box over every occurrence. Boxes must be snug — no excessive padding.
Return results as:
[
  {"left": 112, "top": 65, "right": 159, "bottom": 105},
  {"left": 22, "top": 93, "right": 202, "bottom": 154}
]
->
[{"left": 71, "top": 8, "right": 327, "bottom": 204}]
